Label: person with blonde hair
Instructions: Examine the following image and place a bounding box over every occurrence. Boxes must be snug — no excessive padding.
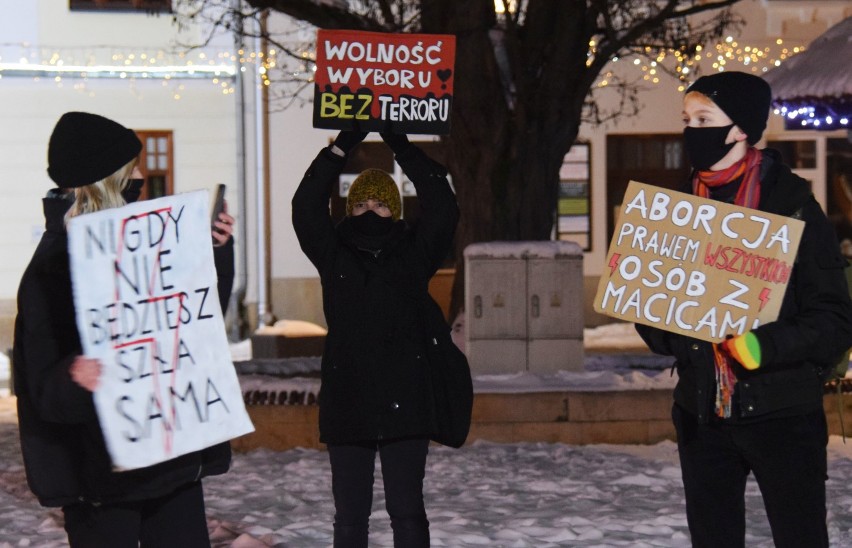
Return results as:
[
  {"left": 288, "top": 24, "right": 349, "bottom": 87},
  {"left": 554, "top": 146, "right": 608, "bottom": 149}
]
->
[{"left": 14, "top": 111, "right": 235, "bottom": 547}]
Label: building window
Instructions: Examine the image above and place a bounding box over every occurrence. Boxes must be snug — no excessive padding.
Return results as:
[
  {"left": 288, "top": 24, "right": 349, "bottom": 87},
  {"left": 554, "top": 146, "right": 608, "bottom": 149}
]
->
[
  {"left": 136, "top": 131, "right": 173, "bottom": 200},
  {"left": 556, "top": 143, "right": 591, "bottom": 250},
  {"left": 766, "top": 139, "right": 817, "bottom": 169},
  {"left": 827, "top": 137, "right": 852, "bottom": 256},
  {"left": 606, "top": 134, "right": 689, "bottom": 243},
  {"left": 69, "top": 0, "right": 171, "bottom": 13}
]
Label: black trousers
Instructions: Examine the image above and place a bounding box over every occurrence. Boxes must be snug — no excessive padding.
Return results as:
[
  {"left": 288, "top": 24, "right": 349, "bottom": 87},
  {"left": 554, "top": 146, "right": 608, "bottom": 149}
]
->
[
  {"left": 673, "top": 404, "right": 828, "bottom": 548},
  {"left": 327, "top": 437, "right": 430, "bottom": 548},
  {"left": 62, "top": 480, "right": 210, "bottom": 548}
]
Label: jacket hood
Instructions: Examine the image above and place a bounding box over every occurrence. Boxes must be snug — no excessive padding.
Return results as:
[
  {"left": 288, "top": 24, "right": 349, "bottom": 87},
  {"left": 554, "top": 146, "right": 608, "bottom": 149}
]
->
[
  {"left": 759, "top": 148, "right": 813, "bottom": 216},
  {"left": 42, "top": 190, "right": 74, "bottom": 234}
]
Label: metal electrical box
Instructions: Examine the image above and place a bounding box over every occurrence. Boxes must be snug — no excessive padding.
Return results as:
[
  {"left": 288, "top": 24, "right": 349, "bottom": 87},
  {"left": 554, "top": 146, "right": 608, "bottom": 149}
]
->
[{"left": 464, "top": 241, "right": 584, "bottom": 374}]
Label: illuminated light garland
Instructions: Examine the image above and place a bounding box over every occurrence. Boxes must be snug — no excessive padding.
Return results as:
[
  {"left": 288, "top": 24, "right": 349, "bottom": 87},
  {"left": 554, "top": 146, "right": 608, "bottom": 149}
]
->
[
  {"left": 775, "top": 104, "right": 851, "bottom": 131},
  {"left": 584, "top": 35, "right": 852, "bottom": 132},
  {"left": 0, "top": 37, "right": 821, "bottom": 114},
  {"left": 0, "top": 44, "right": 280, "bottom": 99},
  {"left": 0, "top": 61, "right": 235, "bottom": 78},
  {"left": 587, "top": 36, "right": 807, "bottom": 94}
]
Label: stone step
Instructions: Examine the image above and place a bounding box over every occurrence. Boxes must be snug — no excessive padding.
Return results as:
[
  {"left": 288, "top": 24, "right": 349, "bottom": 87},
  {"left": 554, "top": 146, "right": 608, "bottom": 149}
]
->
[{"left": 231, "top": 390, "right": 852, "bottom": 452}]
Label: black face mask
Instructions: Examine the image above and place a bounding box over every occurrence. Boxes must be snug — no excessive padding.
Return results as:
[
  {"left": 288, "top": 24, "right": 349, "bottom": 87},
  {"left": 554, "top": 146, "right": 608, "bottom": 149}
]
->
[
  {"left": 350, "top": 210, "right": 394, "bottom": 236},
  {"left": 683, "top": 124, "right": 736, "bottom": 170},
  {"left": 122, "top": 178, "right": 145, "bottom": 203}
]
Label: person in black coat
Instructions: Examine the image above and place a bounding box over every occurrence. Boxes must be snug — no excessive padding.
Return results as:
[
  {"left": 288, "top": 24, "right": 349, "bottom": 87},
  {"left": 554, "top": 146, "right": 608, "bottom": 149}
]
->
[
  {"left": 13, "top": 111, "right": 236, "bottom": 547},
  {"left": 635, "top": 72, "right": 852, "bottom": 547},
  {"left": 292, "top": 130, "right": 459, "bottom": 547}
]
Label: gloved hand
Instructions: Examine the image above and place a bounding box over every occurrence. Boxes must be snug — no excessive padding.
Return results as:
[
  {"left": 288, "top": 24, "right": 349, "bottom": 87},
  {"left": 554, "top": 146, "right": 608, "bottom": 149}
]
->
[
  {"left": 380, "top": 131, "right": 412, "bottom": 156},
  {"left": 721, "top": 332, "right": 762, "bottom": 370},
  {"left": 332, "top": 130, "right": 368, "bottom": 156}
]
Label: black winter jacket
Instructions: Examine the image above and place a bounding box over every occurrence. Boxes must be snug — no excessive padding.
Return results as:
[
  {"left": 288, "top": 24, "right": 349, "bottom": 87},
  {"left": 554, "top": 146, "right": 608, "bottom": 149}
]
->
[
  {"left": 636, "top": 149, "right": 852, "bottom": 423},
  {"left": 292, "top": 144, "right": 459, "bottom": 444},
  {"left": 13, "top": 192, "right": 234, "bottom": 507}
]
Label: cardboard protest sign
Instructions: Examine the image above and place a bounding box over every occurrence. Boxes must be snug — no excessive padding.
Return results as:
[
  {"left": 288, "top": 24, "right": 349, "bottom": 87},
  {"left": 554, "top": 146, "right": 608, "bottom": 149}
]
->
[
  {"left": 67, "top": 191, "right": 254, "bottom": 470},
  {"left": 594, "top": 181, "right": 804, "bottom": 343},
  {"left": 313, "top": 29, "right": 456, "bottom": 134}
]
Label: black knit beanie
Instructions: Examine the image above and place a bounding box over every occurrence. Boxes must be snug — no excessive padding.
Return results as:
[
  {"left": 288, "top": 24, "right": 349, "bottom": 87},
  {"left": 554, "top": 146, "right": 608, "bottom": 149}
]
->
[
  {"left": 687, "top": 72, "right": 773, "bottom": 145},
  {"left": 47, "top": 111, "right": 143, "bottom": 188}
]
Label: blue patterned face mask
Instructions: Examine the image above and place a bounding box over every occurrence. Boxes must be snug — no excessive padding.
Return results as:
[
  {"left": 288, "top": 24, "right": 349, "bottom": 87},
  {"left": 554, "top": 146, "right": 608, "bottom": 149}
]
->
[{"left": 684, "top": 124, "right": 735, "bottom": 170}]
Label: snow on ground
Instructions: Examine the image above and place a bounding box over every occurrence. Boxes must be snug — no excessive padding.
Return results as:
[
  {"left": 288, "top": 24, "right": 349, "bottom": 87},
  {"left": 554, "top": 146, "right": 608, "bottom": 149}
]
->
[
  {"left": 3, "top": 418, "right": 852, "bottom": 547},
  {"left": 2, "top": 324, "right": 852, "bottom": 546},
  {"left": 236, "top": 322, "right": 678, "bottom": 401}
]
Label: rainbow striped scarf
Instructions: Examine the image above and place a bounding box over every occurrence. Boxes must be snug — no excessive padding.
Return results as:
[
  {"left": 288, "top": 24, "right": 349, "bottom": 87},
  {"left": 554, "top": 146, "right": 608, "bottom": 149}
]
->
[{"left": 693, "top": 147, "right": 763, "bottom": 418}]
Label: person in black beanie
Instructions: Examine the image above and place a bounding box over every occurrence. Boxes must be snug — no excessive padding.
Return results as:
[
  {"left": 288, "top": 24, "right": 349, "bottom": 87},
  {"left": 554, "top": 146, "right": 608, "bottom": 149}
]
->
[
  {"left": 292, "top": 131, "right": 460, "bottom": 548},
  {"left": 635, "top": 72, "right": 852, "bottom": 547},
  {"left": 13, "top": 111, "right": 236, "bottom": 547}
]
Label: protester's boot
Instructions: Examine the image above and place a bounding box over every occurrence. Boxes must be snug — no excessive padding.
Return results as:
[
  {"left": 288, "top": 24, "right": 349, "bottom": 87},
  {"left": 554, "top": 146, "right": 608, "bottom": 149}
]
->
[
  {"left": 333, "top": 523, "right": 368, "bottom": 548},
  {"left": 391, "top": 516, "right": 430, "bottom": 548}
]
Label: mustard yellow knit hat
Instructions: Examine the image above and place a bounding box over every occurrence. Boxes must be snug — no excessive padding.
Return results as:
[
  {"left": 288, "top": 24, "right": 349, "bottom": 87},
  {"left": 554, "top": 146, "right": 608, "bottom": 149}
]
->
[{"left": 346, "top": 168, "right": 401, "bottom": 221}]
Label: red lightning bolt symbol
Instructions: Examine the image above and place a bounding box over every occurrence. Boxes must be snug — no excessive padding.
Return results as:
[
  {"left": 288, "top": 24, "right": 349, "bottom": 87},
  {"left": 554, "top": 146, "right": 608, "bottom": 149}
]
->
[
  {"left": 758, "top": 287, "right": 771, "bottom": 311},
  {"left": 608, "top": 253, "right": 621, "bottom": 275}
]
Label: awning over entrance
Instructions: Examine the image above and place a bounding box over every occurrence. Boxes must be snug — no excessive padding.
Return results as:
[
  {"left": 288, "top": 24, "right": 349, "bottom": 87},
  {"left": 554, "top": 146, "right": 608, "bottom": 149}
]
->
[{"left": 763, "top": 16, "right": 851, "bottom": 131}]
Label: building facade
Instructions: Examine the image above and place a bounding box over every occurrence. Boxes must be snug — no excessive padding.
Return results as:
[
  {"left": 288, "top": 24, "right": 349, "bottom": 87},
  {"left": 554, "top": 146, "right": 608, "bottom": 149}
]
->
[{"left": 1, "top": 0, "right": 849, "bottom": 351}]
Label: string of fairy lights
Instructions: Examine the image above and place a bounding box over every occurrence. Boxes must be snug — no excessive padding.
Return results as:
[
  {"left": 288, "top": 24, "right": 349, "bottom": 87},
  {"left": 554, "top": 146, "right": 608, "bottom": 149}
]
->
[
  {"left": 590, "top": 36, "right": 805, "bottom": 90},
  {"left": 0, "top": 44, "right": 253, "bottom": 100},
  {"left": 591, "top": 35, "right": 847, "bottom": 131},
  {"left": 1, "top": 35, "right": 845, "bottom": 131},
  {"left": 2, "top": 36, "right": 797, "bottom": 92}
]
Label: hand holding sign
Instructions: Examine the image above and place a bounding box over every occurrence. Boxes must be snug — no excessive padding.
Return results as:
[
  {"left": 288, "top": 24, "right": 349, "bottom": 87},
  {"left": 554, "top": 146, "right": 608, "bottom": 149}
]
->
[
  {"left": 380, "top": 131, "right": 411, "bottom": 155},
  {"left": 70, "top": 356, "right": 103, "bottom": 392},
  {"left": 332, "top": 130, "right": 368, "bottom": 155}
]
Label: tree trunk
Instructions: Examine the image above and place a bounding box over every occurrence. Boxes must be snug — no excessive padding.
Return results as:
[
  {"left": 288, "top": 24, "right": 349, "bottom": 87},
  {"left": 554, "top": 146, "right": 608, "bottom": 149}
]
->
[
  {"left": 421, "top": 0, "right": 505, "bottom": 320},
  {"left": 420, "top": 0, "right": 589, "bottom": 320}
]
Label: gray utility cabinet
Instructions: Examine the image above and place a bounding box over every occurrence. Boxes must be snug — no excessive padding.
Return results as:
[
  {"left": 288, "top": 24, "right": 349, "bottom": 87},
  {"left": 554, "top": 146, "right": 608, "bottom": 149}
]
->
[{"left": 464, "top": 241, "right": 584, "bottom": 374}]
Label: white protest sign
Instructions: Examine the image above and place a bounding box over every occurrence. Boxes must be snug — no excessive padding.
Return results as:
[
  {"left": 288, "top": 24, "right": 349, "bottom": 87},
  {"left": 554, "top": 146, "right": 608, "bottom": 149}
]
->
[
  {"left": 594, "top": 181, "right": 804, "bottom": 343},
  {"left": 67, "top": 190, "right": 254, "bottom": 470}
]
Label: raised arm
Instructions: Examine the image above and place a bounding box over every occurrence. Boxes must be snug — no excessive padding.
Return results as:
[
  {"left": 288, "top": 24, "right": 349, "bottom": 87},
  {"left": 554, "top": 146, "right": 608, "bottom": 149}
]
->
[
  {"left": 292, "top": 132, "right": 365, "bottom": 268},
  {"left": 381, "top": 133, "right": 459, "bottom": 275}
]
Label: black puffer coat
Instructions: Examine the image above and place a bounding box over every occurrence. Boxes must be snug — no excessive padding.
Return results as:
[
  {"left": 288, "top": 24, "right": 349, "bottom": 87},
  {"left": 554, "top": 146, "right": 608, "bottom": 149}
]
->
[
  {"left": 636, "top": 149, "right": 852, "bottom": 423},
  {"left": 292, "top": 144, "right": 459, "bottom": 444},
  {"left": 13, "top": 192, "right": 234, "bottom": 507}
]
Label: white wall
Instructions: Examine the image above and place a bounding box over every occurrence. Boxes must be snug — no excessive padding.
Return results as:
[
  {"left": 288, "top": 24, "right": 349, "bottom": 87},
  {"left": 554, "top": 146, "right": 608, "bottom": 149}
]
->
[
  {"left": 0, "top": 0, "right": 239, "bottom": 302},
  {"left": 266, "top": 105, "right": 322, "bottom": 280}
]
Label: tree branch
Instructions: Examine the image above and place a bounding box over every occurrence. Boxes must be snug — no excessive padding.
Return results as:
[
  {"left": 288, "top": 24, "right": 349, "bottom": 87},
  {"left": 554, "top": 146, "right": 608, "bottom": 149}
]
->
[
  {"left": 244, "top": 0, "right": 387, "bottom": 31},
  {"left": 376, "top": 0, "right": 397, "bottom": 28}
]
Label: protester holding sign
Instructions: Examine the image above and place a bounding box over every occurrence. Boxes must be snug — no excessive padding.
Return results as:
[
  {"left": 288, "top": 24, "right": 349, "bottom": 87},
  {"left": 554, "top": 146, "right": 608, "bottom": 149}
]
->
[
  {"left": 292, "top": 130, "right": 459, "bottom": 547},
  {"left": 635, "top": 72, "right": 852, "bottom": 547},
  {"left": 13, "top": 111, "right": 236, "bottom": 547}
]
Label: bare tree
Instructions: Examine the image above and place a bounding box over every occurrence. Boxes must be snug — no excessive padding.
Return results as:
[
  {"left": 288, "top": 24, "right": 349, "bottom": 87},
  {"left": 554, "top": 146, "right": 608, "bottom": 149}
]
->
[{"left": 174, "top": 0, "right": 744, "bottom": 318}]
